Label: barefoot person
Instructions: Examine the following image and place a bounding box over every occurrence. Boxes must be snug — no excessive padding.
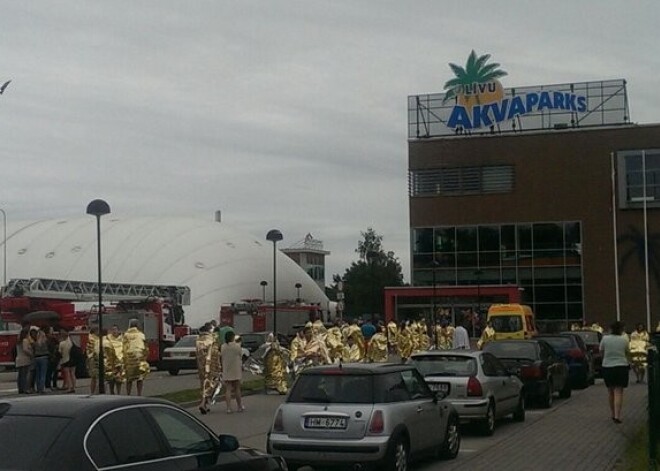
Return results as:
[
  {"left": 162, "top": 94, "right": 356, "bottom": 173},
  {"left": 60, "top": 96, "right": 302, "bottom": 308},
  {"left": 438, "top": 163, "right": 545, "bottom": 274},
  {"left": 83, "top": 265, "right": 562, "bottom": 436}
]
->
[
  {"left": 600, "top": 321, "right": 631, "bottom": 424},
  {"left": 196, "top": 324, "right": 221, "bottom": 414},
  {"left": 123, "top": 319, "right": 149, "bottom": 396},
  {"left": 221, "top": 331, "right": 244, "bottom": 414}
]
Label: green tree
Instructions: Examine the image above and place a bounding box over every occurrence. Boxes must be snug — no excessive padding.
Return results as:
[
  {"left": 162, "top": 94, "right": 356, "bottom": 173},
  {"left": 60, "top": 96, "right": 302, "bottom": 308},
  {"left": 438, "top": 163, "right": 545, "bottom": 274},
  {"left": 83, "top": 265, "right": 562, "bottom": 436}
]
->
[{"left": 332, "top": 228, "right": 404, "bottom": 320}]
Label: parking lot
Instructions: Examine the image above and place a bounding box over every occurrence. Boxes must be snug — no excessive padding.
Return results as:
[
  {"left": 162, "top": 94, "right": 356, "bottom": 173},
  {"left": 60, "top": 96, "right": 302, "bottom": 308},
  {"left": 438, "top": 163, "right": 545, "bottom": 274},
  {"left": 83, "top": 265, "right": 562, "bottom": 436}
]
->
[{"left": 0, "top": 367, "right": 647, "bottom": 470}]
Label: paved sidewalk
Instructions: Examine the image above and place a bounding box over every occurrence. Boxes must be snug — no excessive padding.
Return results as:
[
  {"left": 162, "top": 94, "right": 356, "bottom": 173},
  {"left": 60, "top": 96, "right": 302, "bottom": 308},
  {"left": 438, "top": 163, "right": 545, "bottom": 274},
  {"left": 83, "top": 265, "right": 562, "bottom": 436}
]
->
[{"left": 444, "top": 379, "right": 648, "bottom": 471}]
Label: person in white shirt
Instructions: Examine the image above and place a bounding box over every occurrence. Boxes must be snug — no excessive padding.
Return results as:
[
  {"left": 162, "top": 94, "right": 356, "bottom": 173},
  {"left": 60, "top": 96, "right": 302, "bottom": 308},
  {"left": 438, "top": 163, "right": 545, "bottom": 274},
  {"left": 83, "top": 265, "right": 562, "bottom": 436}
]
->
[
  {"left": 452, "top": 323, "right": 470, "bottom": 349},
  {"left": 599, "top": 321, "right": 631, "bottom": 424}
]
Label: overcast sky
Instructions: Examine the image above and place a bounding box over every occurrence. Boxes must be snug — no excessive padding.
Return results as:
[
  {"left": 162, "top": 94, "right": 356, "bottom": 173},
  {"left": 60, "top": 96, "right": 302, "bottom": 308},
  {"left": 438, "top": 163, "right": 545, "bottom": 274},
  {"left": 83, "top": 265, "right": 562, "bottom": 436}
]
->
[{"left": 1, "top": 1, "right": 659, "bottom": 284}]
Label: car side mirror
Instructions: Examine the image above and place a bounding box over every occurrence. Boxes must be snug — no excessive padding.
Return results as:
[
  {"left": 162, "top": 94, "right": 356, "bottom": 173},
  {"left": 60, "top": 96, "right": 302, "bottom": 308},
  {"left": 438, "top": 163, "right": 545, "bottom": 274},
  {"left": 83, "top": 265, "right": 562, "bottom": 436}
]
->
[{"left": 217, "top": 434, "right": 240, "bottom": 452}]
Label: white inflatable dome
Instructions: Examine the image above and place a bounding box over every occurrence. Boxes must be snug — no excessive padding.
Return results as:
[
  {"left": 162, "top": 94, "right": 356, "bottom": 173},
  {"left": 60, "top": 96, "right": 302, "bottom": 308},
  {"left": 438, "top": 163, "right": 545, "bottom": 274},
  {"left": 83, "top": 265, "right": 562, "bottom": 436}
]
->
[{"left": 1, "top": 216, "right": 329, "bottom": 327}]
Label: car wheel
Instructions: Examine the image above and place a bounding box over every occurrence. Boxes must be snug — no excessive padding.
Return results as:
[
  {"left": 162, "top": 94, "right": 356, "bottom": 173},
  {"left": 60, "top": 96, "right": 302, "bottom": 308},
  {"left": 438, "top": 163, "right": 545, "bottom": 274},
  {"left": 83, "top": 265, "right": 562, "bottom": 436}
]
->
[
  {"left": 513, "top": 394, "right": 525, "bottom": 422},
  {"left": 559, "top": 378, "right": 572, "bottom": 399},
  {"left": 168, "top": 368, "right": 180, "bottom": 376},
  {"left": 541, "top": 380, "right": 554, "bottom": 408},
  {"left": 383, "top": 434, "right": 409, "bottom": 471},
  {"left": 478, "top": 402, "right": 496, "bottom": 436},
  {"left": 438, "top": 413, "right": 461, "bottom": 460}
]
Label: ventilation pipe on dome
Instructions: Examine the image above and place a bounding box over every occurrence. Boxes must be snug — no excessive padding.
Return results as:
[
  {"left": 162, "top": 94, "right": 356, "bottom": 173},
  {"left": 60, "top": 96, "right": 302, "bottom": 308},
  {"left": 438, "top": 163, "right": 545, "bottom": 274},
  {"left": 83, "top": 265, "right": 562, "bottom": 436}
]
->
[{"left": 214, "top": 210, "right": 222, "bottom": 223}]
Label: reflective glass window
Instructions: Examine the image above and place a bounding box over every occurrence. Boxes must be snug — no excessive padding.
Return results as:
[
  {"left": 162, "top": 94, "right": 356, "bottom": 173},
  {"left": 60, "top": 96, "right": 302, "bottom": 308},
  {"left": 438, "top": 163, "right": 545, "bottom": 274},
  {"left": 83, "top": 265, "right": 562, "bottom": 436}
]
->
[
  {"left": 457, "top": 227, "right": 477, "bottom": 251},
  {"left": 435, "top": 227, "right": 456, "bottom": 253},
  {"left": 413, "top": 228, "right": 433, "bottom": 253},
  {"left": 478, "top": 226, "right": 500, "bottom": 251},
  {"left": 533, "top": 223, "right": 564, "bottom": 250}
]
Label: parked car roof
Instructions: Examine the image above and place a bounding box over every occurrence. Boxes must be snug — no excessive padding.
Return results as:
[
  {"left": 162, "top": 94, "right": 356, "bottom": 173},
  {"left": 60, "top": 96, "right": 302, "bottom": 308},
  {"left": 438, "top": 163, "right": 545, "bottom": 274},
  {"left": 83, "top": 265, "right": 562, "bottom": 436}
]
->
[{"left": 300, "top": 362, "right": 415, "bottom": 376}]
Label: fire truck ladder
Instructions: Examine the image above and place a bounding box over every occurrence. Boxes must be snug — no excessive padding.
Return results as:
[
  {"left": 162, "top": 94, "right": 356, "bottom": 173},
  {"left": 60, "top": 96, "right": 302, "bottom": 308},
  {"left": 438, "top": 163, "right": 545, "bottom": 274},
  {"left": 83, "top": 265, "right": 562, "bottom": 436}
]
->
[{"left": 5, "top": 278, "right": 191, "bottom": 305}]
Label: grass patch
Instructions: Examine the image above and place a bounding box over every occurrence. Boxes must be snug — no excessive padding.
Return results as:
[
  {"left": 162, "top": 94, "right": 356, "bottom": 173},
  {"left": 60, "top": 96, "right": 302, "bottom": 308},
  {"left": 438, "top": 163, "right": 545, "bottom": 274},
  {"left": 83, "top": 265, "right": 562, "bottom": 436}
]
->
[
  {"left": 624, "top": 424, "right": 659, "bottom": 470},
  {"left": 154, "top": 378, "right": 265, "bottom": 404}
]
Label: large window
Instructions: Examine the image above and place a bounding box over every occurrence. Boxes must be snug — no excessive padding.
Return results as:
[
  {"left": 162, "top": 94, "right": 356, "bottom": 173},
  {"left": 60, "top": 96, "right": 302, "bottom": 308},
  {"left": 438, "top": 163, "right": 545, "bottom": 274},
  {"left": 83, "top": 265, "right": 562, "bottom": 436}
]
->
[
  {"left": 409, "top": 165, "right": 514, "bottom": 196},
  {"left": 411, "top": 221, "right": 583, "bottom": 322},
  {"left": 618, "top": 149, "right": 660, "bottom": 208}
]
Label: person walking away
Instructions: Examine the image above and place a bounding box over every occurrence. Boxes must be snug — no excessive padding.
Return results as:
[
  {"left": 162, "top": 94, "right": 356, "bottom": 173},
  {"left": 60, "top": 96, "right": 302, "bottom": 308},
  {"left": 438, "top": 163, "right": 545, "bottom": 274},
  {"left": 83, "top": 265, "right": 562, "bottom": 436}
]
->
[
  {"left": 15, "top": 326, "right": 32, "bottom": 394},
  {"left": 600, "top": 321, "right": 631, "bottom": 424},
  {"left": 629, "top": 323, "right": 650, "bottom": 383},
  {"left": 453, "top": 322, "right": 470, "bottom": 350},
  {"left": 86, "top": 327, "right": 101, "bottom": 394},
  {"left": 196, "top": 324, "right": 221, "bottom": 414},
  {"left": 26, "top": 327, "right": 39, "bottom": 393},
  {"left": 104, "top": 325, "right": 125, "bottom": 395},
  {"left": 32, "top": 329, "right": 50, "bottom": 394},
  {"left": 45, "top": 328, "right": 60, "bottom": 391},
  {"left": 221, "top": 331, "right": 244, "bottom": 413},
  {"left": 123, "top": 319, "right": 149, "bottom": 396},
  {"left": 58, "top": 330, "right": 76, "bottom": 393},
  {"left": 367, "top": 323, "right": 389, "bottom": 363}
]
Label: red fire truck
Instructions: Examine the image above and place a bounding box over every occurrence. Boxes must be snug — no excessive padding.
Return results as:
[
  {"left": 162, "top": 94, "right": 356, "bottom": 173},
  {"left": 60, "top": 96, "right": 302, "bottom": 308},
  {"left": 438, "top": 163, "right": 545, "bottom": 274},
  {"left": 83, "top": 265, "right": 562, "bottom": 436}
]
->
[
  {"left": 220, "top": 300, "right": 323, "bottom": 336},
  {"left": 0, "top": 278, "right": 191, "bottom": 370}
]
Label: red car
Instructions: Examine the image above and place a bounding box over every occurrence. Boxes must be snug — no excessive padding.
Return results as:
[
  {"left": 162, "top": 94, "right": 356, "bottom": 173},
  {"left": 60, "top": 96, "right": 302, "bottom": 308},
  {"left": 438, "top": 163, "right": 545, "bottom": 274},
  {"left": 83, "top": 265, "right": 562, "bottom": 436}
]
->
[{"left": 561, "top": 330, "right": 603, "bottom": 377}]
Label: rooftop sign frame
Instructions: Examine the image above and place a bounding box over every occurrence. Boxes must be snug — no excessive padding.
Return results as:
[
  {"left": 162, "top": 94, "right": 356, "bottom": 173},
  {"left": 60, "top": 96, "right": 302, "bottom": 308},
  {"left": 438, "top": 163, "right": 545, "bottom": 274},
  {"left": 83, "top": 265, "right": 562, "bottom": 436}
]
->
[{"left": 408, "top": 53, "right": 630, "bottom": 139}]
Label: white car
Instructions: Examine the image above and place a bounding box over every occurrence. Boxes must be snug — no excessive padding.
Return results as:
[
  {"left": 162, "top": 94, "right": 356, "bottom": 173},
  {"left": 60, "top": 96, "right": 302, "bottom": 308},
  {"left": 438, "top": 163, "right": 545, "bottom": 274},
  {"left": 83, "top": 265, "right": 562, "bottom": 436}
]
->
[{"left": 410, "top": 350, "right": 525, "bottom": 436}]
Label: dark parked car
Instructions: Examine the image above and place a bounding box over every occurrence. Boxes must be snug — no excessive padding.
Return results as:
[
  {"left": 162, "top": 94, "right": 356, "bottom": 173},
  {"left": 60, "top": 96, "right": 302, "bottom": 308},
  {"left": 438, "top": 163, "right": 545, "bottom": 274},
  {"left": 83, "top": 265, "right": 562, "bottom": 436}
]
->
[
  {"left": 537, "top": 334, "right": 595, "bottom": 388},
  {"left": 561, "top": 330, "right": 603, "bottom": 377},
  {"left": 483, "top": 339, "right": 571, "bottom": 408},
  {"left": 0, "top": 395, "right": 287, "bottom": 471}
]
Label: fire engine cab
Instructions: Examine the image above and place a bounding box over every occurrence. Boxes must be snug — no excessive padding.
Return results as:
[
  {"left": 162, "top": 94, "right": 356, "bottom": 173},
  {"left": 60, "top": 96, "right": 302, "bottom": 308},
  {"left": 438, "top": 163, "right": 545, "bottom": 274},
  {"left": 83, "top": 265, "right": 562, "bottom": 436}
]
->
[
  {"left": 220, "top": 300, "right": 323, "bottom": 336},
  {"left": 0, "top": 278, "right": 191, "bottom": 370}
]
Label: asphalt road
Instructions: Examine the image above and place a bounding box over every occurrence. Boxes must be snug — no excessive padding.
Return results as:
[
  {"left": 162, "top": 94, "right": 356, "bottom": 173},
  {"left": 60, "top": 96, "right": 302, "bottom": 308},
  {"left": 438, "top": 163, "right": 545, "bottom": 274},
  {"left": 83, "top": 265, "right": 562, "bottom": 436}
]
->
[
  {"left": 0, "top": 366, "right": 607, "bottom": 470},
  {"left": 192, "top": 384, "right": 579, "bottom": 471}
]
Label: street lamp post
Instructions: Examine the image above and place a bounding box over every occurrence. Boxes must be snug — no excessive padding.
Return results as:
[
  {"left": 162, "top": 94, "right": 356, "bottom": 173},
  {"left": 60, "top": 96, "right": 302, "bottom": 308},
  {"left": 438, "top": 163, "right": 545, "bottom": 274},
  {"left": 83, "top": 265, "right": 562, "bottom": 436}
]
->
[
  {"left": 295, "top": 282, "right": 302, "bottom": 302},
  {"left": 260, "top": 280, "right": 268, "bottom": 303},
  {"left": 431, "top": 259, "right": 440, "bottom": 326},
  {"left": 86, "top": 199, "right": 110, "bottom": 394},
  {"left": 474, "top": 269, "right": 483, "bottom": 338},
  {"left": 0, "top": 208, "right": 6, "bottom": 290},
  {"left": 266, "top": 229, "right": 283, "bottom": 335}
]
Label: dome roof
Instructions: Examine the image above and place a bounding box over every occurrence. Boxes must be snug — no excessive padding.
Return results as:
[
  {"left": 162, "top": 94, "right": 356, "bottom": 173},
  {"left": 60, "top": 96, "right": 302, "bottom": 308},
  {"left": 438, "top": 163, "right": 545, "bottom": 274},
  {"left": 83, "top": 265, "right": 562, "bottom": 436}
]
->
[{"left": 2, "top": 216, "right": 329, "bottom": 327}]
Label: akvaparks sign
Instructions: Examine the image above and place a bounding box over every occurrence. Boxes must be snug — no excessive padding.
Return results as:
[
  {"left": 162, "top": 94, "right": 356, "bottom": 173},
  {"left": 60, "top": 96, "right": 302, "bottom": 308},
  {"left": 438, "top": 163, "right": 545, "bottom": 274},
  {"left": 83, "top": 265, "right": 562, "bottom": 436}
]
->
[{"left": 443, "top": 51, "right": 587, "bottom": 130}]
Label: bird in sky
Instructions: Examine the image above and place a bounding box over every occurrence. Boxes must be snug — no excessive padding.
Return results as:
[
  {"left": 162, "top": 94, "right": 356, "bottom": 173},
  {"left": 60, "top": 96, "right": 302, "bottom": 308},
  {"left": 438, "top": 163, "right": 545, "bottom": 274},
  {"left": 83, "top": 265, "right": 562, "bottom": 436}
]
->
[{"left": 0, "top": 80, "right": 11, "bottom": 94}]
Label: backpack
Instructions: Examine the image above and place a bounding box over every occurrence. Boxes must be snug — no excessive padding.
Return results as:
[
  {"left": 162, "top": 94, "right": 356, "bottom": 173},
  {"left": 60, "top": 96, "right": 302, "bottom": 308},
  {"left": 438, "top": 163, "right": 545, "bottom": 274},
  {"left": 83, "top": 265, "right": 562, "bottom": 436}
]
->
[{"left": 70, "top": 343, "right": 84, "bottom": 365}]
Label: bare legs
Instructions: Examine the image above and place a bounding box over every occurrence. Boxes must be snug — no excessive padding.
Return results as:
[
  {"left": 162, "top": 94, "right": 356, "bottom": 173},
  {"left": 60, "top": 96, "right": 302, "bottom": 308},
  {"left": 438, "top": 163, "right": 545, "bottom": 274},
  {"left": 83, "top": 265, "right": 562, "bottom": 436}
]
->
[
  {"left": 225, "top": 380, "right": 244, "bottom": 413},
  {"left": 125, "top": 380, "right": 144, "bottom": 396},
  {"left": 608, "top": 387, "right": 624, "bottom": 422}
]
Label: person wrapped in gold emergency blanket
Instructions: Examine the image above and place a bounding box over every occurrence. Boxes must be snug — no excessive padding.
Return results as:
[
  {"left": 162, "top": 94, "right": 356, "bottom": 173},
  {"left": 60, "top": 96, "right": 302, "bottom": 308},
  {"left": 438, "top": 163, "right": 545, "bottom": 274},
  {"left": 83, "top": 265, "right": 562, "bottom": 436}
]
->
[
  {"left": 396, "top": 322, "right": 414, "bottom": 361},
  {"left": 367, "top": 324, "right": 388, "bottom": 363},
  {"left": 86, "top": 327, "right": 100, "bottom": 395},
  {"left": 263, "top": 334, "right": 290, "bottom": 394},
  {"left": 122, "top": 319, "right": 150, "bottom": 396},
  {"left": 435, "top": 320, "right": 455, "bottom": 350},
  {"left": 103, "top": 325, "right": 125, "bottom": 395},
  {"left": 630, "top": 323, "right": 650, "bottom": 383},
  {"left": 477, "top": 321, "right": 496, "bottom": 350},
  {"left": 196, "top": 325, "right": 221, "bottom": 414},
  {"left": 387, "top": 320, "right": 398, "bottom": 353},
  {"left": 325, "top": 325, "right": 345, "bottom": 363}
]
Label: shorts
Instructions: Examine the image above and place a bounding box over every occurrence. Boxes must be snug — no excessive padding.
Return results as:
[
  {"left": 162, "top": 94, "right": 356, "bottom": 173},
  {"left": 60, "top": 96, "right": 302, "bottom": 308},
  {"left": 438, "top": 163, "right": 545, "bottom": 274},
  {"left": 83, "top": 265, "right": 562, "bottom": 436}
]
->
[{"left": 602, "top": 365, "right": 630, "bottom": 388}]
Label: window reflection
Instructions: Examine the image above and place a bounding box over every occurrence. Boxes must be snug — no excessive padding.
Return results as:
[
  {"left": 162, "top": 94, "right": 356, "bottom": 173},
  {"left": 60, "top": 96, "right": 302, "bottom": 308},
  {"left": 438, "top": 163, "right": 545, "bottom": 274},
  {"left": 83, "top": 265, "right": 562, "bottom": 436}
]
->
[{"left": 411, "top": 221, "right": 583, "bottom": 321}]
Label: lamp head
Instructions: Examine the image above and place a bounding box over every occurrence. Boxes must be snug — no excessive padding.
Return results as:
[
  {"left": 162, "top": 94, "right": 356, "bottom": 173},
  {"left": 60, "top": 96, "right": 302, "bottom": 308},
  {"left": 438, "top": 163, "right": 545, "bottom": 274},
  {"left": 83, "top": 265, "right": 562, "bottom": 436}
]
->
[
  {"left": 86, "top": 199, "right": 111, "bottom": 217},
  {"left": 266, "top": 229, "right": 283, "bottom": 243}
]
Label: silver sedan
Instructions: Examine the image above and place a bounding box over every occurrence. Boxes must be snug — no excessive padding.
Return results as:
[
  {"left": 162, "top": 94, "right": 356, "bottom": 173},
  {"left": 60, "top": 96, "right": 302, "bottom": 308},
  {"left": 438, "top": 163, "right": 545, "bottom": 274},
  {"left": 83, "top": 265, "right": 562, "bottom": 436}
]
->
[{"left": 409, "top": 350, "right": 525, "bottom": 436}]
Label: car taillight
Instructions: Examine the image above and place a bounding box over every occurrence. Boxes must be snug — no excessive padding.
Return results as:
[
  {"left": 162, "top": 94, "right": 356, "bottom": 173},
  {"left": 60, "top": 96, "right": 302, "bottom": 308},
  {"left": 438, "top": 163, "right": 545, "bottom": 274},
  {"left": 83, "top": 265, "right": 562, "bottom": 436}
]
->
[
  {"left": 273, "top": 409, "right": 284, "bottom": 432},
  {"left": 568, "top": 348, "right": 584, "bottom": 360},
  {"left": 467, "top": 376, "right": 483, "bottom": 397},
  {"left": 521, "top": 365, "right": 543, "bottom": 379},
  {"left": 369, "top": 410, "right": 384, "bottom": 434}
]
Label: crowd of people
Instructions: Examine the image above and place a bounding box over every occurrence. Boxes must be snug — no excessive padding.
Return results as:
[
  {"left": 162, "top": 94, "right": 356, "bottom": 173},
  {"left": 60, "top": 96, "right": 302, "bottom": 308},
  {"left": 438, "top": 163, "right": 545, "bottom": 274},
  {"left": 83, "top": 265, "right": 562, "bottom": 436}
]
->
[{"left": 14, "top": 319, "right": 149, "bottom": 396}]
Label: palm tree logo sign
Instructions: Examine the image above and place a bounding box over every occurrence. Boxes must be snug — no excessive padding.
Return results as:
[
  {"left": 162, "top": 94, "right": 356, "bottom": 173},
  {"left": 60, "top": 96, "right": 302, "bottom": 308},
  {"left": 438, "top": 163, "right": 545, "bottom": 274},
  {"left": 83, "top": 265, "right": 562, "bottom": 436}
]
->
[{"left": 443, "top": 50, "right": 507, "bottom": 110}]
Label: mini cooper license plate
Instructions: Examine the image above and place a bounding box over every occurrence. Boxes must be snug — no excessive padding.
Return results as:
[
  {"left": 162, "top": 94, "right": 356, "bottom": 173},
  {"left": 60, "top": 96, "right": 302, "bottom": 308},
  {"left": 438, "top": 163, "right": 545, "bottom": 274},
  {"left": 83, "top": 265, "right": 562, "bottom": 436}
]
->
[{"left": 304, "top": 416, "right": 348, "bottom": 429}]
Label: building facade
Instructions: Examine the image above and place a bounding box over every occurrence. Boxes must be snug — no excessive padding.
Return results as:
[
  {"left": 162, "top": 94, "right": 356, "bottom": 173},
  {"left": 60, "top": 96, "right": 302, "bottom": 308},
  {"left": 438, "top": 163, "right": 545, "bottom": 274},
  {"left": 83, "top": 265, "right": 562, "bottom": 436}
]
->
[{"left": 407, "top": 63, "right": 660, "bottom": 330}]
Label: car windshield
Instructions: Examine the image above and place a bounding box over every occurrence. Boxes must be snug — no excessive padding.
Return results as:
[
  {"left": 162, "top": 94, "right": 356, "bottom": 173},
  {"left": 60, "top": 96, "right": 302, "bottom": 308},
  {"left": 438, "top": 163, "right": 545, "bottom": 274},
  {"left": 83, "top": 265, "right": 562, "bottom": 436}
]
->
[
  {"left": 0, "top": 415, "right": 71, "bottom": 469},
  {"left": 288, "top": 373, "right": 374, "bottom": 404},
  {"left": 411, "top": 355, "right": 477, "bottom": 377},
  {"left": 483, "top": 342, "right": 538, "bottom": 360},
  {"left": 490, "top": 315, "right": 523, "bottom": 333},
  {"left": 240, "top": 334, "right": 265, "bottom": 345},
  {"left": 175, "top": 335, "right": 198, "bottom": 347},
  {"left": 538, "top": 336, "right": 574, "bottom": 351}
]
